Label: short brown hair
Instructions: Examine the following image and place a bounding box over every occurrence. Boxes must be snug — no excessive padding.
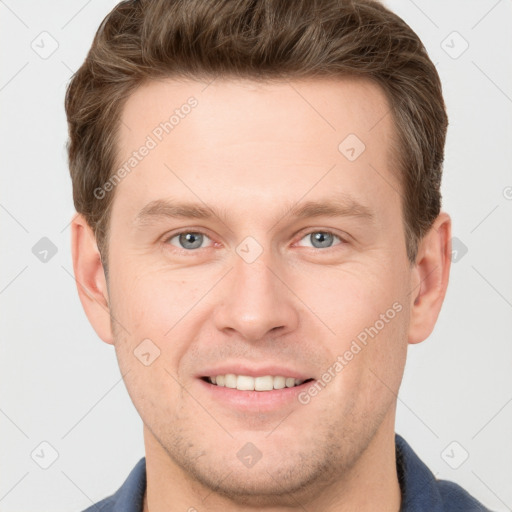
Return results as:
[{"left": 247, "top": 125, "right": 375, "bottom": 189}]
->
[{"left": 65, "top": 0, "right": 448, "bottom": 265}]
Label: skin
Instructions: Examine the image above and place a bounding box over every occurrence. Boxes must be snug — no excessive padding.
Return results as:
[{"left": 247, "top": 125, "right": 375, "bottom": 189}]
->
[{"left": 71, "top": 76, "right": 451, "bottom": 512}]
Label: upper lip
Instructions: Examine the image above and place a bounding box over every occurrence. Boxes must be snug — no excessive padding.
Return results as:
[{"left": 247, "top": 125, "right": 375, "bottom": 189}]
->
[{"left": 197, "top": 363, "right": 314, "bottom": 380}]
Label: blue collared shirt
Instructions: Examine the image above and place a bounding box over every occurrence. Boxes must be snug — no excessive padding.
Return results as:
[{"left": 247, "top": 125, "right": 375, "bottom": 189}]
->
[{"left": 82, "top": 434, "right": 492, "bottom": 511}]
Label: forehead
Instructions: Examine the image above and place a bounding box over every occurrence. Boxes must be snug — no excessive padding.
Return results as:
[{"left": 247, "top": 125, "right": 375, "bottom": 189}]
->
[
  {"left": 113, "top": 76, "right": 400, "bottom": 227},
  {"left": 119, "top": 75, "right": 394, "bottom": 150}
]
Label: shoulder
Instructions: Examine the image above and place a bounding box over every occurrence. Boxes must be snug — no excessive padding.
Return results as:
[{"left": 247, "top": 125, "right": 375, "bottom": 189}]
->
[
  {"left": 81, "top": 457, "right": 146, "bottom": 512},
  {"left": 82, "top": 495, "right": 116, "bottom": 512},
  {"left": 395, "top": 434, "right": 494, "bottom": 512},
  {"left": 436, "top": 479, "right": 493, "bottom": 512}
]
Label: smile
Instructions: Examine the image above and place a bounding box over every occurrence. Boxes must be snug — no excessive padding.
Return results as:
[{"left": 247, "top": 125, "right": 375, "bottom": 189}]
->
[{"left": 202, "top": 374, "right": 314, "bottom": 391}]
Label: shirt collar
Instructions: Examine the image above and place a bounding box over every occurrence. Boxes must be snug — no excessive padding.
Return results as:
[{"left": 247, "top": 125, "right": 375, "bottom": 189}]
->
[
  {"left": 396, "top": 433, "right": 444, "bottom": 511},
  {"left": 111, "top": 456, "right": 146, "bottom": 512}
]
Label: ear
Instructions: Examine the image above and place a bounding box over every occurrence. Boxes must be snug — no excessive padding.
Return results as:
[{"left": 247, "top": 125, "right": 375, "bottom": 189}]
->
[
  {"left": 70, "top": 214, "right": 114, "bottom": 345},
  {"left": 408, "top": 212, "right": 452, "bottom": 345}
]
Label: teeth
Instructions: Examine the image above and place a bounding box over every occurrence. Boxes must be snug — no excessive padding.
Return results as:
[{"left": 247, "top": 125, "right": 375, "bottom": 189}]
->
[
  {"left": 225, "top": 374, "right": 237, "bottom": 388},
  {"left": 237, "top": 375, "right": 255, "bottom": 390},
  {"left": 207, "top": 374, "right": 308, "bottom": 391},
  {"left": 273, "top": 376, "right": 286, "bottom": 389},
  {"left": 255, "top": 376, "right": 273, "bottom": 391},
  {"left": 285, "top": 377, "right": 295, "bottom": 388}
]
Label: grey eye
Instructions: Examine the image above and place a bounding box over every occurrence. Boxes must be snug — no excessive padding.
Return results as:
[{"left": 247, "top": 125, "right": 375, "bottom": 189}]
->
[
  {"left": 299, "top": 231, "right": 341, "bottom": 249},
  {"left": 169, "top": 232, "right": 207, "bottom": 250}
]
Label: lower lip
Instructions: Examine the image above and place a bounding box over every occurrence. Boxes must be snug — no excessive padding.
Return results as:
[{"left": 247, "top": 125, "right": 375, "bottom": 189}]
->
[{"left": 197, "top": 378, "right": 315, "bottom": 412}]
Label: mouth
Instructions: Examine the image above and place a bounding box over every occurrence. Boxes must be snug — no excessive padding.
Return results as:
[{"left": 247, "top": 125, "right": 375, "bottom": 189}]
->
[{"left": 200, "top": 374, "right": 315, "bottom": 391}]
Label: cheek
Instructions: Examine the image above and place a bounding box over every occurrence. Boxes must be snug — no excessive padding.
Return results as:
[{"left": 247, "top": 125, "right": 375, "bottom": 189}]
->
[
  {"left": 108, "top": 263, "right": 215, "bottom": 392},
  {"left": 297, "top": 260, "right": 406, "bottom": 336},
  {"left": 109, "top": 262, "right": 203, "bottom": 337},
  {"left": 108, "top": 273, "right": 189, "bottom": 423},
  {"left": 304, "top": 261, "right": 409, "bottom": 393},
  {"left": 317, "top": 306, "right": 408, "bottom": 433}
]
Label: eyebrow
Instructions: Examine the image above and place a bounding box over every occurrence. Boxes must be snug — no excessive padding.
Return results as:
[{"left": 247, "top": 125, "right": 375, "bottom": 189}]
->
[{"left": 134, "top": 195, "right": 375, "bottom": 227}]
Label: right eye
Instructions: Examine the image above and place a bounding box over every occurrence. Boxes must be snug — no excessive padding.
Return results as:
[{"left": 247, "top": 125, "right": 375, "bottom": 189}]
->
[{"left": 165, "top": 231, "right": 214, "bottom": 251}]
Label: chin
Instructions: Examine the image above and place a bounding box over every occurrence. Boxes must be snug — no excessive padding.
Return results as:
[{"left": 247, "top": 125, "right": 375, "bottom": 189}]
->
[
  {"left": 163, "top": 433, "right": 345, "bottom": 507},
  {"left": 188, "top": 460, "right": 333, "bottom": 507}
]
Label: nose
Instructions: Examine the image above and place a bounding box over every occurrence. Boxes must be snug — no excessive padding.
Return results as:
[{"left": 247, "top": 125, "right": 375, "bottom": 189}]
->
[{"left": 212, "top": 249, "right": 300, "bottom": 343}]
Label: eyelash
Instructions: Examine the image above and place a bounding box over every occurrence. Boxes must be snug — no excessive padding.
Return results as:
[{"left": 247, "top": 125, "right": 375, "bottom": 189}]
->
[{"left": 163, "top": 229, "right": 347, "bottom": 253}]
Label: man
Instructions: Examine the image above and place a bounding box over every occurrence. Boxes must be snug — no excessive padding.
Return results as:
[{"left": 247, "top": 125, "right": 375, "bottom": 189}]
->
[{"left": 65, "top": 0, "right": 492, "bottom": 510}]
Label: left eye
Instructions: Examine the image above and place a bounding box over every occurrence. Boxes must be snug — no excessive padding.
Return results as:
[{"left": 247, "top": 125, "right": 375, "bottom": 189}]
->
[{"left": 297, "top": 231, "right": 343, "bottom": 249}]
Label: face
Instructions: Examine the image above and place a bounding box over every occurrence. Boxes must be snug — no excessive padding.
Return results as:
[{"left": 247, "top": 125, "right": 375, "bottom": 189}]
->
[{"left": 78, "top": 76, "right": 436, "bottom": 505}]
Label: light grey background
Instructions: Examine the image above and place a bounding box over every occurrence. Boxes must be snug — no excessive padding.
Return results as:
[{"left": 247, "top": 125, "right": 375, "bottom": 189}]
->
[{"left": 1, "top": 1, "right": 511, "bottom": 511}]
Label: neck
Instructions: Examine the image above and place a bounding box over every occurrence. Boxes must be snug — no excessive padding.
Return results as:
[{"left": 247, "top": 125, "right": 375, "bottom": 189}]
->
[{"left": 142, "top": 411, "right": 401, "bottom": 512}]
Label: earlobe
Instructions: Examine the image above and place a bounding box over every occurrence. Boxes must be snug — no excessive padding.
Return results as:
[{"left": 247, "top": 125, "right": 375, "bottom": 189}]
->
[
  {"left": 71, "top": 214, "right": 114, "bottom": 345},
  {"left": 408, "top": 212, "right": 452, "bottom": 345}
]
